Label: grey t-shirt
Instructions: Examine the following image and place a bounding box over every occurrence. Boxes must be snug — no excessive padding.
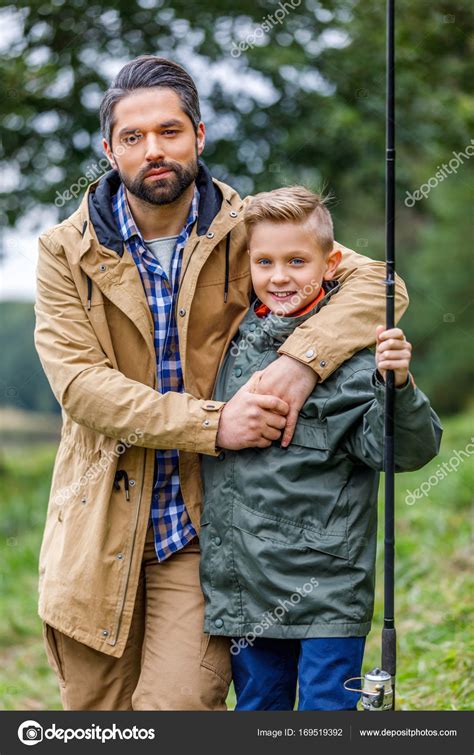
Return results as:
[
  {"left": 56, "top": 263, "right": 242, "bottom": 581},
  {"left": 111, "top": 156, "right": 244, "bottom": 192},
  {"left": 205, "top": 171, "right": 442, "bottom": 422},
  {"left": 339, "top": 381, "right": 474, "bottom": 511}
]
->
[{"left": 144, "top": 235, "right": 179, "bottom": 281}]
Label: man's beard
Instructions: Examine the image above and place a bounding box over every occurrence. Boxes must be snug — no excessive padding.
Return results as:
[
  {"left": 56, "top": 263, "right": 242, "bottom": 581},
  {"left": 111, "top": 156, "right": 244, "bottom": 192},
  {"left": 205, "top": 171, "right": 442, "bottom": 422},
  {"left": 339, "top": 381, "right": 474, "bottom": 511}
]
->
[{"left": 119, "top": 153, "right": 199, "bottom": 206}]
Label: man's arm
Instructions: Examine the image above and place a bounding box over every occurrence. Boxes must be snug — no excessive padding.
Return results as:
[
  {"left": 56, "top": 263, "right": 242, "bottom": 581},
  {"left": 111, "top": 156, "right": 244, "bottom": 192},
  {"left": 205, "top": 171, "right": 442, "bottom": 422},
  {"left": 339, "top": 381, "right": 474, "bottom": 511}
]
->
[
  {"left": 277, "top": 243, "right": 409, "bottom": 380},
  {"left": 34, "top": 234, "right": 227, "bottom": 455},
  {"left": 35, "top": 234, "right": 289, "bottom": 455}
]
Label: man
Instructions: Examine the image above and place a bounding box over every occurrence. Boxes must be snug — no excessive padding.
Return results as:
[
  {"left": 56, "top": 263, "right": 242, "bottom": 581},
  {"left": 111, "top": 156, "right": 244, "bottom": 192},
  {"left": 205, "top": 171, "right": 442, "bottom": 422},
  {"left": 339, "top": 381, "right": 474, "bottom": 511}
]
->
[{"left": 34, "top": 55, "right": 408, "bottom": 710}]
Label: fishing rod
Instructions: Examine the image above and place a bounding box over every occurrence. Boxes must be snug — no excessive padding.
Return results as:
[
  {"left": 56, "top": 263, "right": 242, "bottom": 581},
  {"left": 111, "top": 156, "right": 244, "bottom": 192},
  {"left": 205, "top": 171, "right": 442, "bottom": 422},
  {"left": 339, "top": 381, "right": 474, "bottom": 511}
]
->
[
  {"left": 344, "top": 0, "right": 397, "bottom": 711},
  {"left": 381, "top": 0, "right": 397, "bottom": 712}
]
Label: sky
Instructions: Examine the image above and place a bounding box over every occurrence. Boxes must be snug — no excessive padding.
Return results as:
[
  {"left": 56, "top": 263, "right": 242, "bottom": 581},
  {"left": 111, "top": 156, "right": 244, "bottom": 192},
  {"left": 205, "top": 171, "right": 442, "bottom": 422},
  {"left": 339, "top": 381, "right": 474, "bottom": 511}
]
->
[
  {"left": 0, "top": 218, "right": 56, "bottom": 301},
  {"left": 0, "top": 234, "right": 38, "bottom": 301}
]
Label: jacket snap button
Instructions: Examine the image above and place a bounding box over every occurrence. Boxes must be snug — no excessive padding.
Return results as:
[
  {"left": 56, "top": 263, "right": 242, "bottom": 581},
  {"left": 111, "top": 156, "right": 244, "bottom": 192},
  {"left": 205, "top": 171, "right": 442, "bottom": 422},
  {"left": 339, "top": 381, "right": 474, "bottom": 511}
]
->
[
  {"left": 202, "top": 419, "right": 210, "bottom": 427},
  {"left": 218, "top": 451, "right": 225, "bottom": 461},
  {"left": 214, "top": 618, "right": 223, "bottom": 628},
  {"left": 116, "top": 553, "right": 124, "bottom": 560},
  {"left": 229, "top": 210, "right": 238, "bottom": 218},
  {"left": 129, "top": 479, "right": 136, "bottom": 487},
  {"left": 214, "top": 536, "right": 222, "bottom": 546},
  {"left": 102, "top": 629, "right": 109, "bottom": 637},
  {"left": 179, "top": 308, "right": 186, "bottom": 317},
  {"left": 234, "top": 367, "right": 242, "bottom": 377},
  {"left": 305, "top": 349, "right": 315, "bottom": 358},
  {"left": 81, "top": 497, "right": 87, "bottom": 504},
  {"left": 320, "top": 359, "right": 327, "bottom": 367},
  {"left": 206, "top": 231, "right": 215, "bottom": 239},
  {"left": 98, "top": 264, "right": 107, "bottom": 272}
]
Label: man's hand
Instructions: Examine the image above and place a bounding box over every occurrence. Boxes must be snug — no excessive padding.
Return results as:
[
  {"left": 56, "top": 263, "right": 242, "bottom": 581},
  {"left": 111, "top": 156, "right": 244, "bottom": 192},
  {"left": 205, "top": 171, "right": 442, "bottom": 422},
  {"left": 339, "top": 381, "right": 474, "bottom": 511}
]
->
[
  {"left": 216, "top": 371, "right": 289, "bottom": 450},
  {"left": 375, "top": 325, "right": 412, "bottom": 387},
  {"left": 256, "top": 354, "right": 318, "bottom": 447}
]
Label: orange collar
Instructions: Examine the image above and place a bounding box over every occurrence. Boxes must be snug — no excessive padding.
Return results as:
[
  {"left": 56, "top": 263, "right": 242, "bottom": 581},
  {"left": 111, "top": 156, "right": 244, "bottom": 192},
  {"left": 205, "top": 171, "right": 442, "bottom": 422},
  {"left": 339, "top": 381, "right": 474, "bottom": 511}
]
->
[{"left": 254, "top": 286, "right": 326, "bottom": 319}]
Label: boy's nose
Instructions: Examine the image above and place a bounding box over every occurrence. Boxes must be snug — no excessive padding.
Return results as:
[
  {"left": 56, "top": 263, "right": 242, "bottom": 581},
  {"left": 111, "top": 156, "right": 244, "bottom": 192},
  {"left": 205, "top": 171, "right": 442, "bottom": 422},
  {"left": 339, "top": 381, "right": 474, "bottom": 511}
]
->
[{"left": 270, "top": 269, "right": 291, "bottom": 284}]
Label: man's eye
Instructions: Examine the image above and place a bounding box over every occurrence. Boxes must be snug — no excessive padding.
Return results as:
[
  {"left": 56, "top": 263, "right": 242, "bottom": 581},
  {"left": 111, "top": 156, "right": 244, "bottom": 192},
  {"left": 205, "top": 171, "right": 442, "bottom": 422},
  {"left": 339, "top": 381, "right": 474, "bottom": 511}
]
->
[
  {"left": 124, "top": 134, "right": 142, "bottom": 144},
  {"left": 163, "top": 130, "right": 178, "bottom": 136}
]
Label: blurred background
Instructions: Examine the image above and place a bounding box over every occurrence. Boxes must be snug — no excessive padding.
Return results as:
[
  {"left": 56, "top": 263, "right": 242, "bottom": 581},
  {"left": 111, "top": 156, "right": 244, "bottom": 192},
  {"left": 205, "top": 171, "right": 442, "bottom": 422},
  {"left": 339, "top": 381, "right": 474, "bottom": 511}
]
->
[{"left": 0, "top": 0, "right": 472, "bottom": 710}]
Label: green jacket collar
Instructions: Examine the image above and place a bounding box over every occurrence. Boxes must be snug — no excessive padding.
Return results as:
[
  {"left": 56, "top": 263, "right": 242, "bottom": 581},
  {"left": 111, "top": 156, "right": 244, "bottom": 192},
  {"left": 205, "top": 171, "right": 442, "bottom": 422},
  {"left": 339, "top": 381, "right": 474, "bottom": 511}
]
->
[{"left": 243, "top": 279, "right": 341, "bottom": 342}]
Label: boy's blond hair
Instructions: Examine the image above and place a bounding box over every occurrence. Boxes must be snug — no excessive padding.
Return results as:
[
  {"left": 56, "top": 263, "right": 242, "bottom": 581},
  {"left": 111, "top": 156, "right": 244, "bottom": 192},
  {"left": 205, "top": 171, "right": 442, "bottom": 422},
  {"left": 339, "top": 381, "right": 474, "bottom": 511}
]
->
[{"left": 244, "top": 185, "right": 334, "bottom": 255}]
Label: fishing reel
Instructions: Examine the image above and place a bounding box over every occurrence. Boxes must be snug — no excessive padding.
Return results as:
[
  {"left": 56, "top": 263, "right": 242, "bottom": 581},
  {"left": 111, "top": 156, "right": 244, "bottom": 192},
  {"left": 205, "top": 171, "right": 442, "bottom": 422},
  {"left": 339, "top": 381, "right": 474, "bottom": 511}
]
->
[{"left": 344, "top": 667, "right": 394, "bottom": 711}]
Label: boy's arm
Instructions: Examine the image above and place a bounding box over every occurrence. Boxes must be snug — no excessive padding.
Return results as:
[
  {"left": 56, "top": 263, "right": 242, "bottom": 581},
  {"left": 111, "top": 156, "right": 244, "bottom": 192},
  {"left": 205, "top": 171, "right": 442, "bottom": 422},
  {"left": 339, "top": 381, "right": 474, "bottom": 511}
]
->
[
  {"left": 339, "top": 370, "right": 443, "bottom": 472},
  {"left": 277, "top": 243, "right": 409, "bottom": 382}
]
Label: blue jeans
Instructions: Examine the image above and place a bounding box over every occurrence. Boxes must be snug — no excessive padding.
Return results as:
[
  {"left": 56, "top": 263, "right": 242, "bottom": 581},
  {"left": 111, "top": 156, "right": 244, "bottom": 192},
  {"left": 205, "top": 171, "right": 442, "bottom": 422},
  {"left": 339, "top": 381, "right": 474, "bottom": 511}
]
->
[{"left": 231, "top": 636, "right": 366, "bottom": 710}]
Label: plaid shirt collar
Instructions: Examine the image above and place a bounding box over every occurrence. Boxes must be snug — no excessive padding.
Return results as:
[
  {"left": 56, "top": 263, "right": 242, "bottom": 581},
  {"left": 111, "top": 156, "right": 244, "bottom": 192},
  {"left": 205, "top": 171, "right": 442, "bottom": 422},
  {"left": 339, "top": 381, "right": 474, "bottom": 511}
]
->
[{"left": 114, "top": 180, "right": 200, "bottom": 252}]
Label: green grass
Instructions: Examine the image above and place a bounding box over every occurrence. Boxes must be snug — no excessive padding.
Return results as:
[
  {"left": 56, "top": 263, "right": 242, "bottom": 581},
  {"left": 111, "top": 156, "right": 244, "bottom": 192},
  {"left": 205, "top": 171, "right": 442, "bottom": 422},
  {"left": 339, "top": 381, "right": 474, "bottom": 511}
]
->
[{"left": 0, "top": 412, "right": 472, "bottom": 710}]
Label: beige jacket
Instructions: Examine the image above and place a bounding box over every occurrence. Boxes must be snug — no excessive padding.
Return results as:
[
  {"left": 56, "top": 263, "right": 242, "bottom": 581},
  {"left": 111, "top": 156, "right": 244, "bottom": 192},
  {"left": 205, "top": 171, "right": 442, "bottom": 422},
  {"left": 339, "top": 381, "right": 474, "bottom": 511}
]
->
[{"left": 34, "top": 164, "right": 408, "bottom": 657}]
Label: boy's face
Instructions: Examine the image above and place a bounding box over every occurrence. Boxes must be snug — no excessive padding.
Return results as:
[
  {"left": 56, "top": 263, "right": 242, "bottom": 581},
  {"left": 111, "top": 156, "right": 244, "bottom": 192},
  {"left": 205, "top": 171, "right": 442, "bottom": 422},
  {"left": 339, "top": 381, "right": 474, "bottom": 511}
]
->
[{"left": 248, "top": 220, "right": 341, "bottom": 315}]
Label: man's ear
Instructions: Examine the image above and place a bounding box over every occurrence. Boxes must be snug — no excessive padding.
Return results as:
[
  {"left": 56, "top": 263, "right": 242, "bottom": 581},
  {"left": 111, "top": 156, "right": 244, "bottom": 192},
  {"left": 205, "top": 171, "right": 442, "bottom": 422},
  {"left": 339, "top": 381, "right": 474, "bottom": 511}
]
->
[
  {"left": 102, "top": 138, "right": 117, "bottom": 170},
  {"left": 196, "top": 122, "right": 206, "bottom": 157},
  {"left": 323, "top": 248, "right": 343, "bottom": 280}
]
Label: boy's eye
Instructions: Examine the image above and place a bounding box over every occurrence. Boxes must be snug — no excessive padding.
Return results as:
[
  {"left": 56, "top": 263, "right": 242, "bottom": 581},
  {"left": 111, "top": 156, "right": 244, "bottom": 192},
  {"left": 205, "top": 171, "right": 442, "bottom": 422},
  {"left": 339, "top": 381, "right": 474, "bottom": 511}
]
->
[{"left": 290, "top": 258, "right": 305, "bottom": 265}]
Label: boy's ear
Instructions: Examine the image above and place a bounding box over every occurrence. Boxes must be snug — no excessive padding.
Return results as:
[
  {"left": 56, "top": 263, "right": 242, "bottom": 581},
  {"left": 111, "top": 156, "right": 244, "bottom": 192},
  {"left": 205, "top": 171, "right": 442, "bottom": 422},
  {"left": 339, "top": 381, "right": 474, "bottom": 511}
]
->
[{"left": 323, "top": 248, "right": 342, "bottom": 280}]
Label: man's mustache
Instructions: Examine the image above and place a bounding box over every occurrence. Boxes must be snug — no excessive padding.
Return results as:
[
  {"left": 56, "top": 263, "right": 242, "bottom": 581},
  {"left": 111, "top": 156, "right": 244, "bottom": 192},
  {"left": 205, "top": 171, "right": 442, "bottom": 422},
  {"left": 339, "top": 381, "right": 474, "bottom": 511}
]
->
[{"left": 138, "top": 162, "right": 178, "bottom": 180}]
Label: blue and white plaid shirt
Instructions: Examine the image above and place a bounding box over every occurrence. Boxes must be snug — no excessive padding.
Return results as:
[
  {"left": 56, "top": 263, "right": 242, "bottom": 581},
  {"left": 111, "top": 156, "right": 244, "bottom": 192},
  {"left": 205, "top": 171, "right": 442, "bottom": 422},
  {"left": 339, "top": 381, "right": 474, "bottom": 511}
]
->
[{"left": 112, "top": 182, "right": 199, "bottom": 561}]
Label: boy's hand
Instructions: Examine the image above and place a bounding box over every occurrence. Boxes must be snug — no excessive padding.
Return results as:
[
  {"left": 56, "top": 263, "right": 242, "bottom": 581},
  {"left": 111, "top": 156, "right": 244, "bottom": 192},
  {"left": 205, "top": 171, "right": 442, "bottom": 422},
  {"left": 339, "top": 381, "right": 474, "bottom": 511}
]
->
[{"left": 376, "top": 325, "right": 412, "bottom": 387}]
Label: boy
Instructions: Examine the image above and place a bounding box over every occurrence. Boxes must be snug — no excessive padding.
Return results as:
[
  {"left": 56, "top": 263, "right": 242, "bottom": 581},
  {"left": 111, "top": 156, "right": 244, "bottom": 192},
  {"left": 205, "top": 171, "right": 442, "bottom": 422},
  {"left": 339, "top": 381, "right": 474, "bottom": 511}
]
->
[{"left": 199, "top": 186, "right": 442, "bottom": 711}]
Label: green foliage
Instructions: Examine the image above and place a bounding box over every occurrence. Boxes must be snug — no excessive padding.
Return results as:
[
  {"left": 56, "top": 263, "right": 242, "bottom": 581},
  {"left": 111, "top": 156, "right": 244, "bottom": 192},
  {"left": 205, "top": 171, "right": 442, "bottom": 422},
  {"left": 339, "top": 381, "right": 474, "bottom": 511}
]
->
[
  {"left": 399, "top": 179, "right": 474, "bottom": 414},
  {"left": 0, "top": 410, "right": 472, "bottom": 710},
  {"left": 1, "top": 0, "right": 472, "bottom": 215}
]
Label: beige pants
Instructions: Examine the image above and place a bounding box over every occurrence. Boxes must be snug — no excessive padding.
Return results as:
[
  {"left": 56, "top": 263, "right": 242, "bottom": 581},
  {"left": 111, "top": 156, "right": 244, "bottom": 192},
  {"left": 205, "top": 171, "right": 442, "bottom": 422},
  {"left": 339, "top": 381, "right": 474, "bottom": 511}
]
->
[{"left": 42, "top": 522, "right": 231, "bottom": 710}]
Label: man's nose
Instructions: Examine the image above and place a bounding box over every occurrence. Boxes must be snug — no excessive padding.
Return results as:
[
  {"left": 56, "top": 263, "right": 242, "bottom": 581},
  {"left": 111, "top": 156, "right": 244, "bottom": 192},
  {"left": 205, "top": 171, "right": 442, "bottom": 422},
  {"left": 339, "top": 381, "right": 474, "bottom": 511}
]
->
[{"left": 144, "top": 135, "right": 166, "bottom": 162}]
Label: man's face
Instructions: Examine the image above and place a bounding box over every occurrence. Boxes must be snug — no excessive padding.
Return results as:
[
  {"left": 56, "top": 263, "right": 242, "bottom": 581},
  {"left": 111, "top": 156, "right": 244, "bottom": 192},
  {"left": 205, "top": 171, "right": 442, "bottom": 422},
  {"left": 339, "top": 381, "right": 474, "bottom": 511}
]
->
[
  {"left": 248, "top": 220, "right": 341, "bottom": 315},
  {"left": 103, "top": 87, "right": 205, "bottom": 205}
]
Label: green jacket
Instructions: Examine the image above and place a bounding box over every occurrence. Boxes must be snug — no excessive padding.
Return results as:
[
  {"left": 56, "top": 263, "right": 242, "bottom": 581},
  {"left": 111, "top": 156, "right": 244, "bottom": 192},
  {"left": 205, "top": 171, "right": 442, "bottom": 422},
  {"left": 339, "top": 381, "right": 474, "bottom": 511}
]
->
[{"left": 200, "top": 282, "right": 443, "bottom": 639}]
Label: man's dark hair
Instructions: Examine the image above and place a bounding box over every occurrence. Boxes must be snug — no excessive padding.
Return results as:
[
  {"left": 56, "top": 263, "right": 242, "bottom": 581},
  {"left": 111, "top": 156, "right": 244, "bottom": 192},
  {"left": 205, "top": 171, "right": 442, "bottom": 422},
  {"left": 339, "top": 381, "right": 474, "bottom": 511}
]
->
[{"left": 99, "top": 55, "right": 201, "bottom": 146}]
